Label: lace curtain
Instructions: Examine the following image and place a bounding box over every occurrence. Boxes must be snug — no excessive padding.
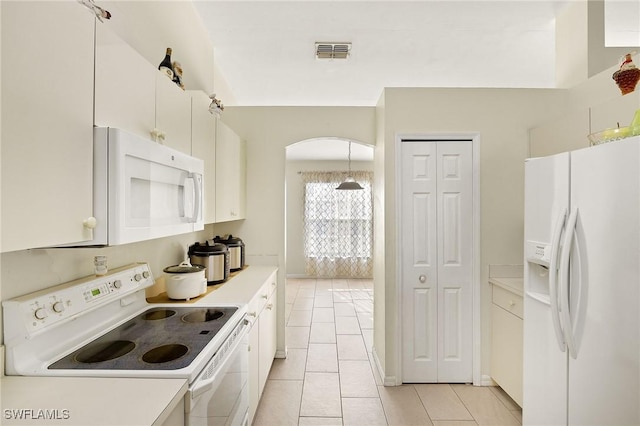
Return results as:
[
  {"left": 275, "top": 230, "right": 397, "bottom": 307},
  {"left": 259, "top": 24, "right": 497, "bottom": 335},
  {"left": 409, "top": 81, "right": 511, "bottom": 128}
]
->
[{"left": 301, "top": 171, "right": 373, "bottom": 278}]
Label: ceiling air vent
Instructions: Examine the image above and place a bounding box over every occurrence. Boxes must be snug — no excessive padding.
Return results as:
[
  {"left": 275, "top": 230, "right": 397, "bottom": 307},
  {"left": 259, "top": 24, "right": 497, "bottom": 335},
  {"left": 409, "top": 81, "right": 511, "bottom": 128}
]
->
[{"left": 315, "top": 42, "right": 351, "bottom": 60}]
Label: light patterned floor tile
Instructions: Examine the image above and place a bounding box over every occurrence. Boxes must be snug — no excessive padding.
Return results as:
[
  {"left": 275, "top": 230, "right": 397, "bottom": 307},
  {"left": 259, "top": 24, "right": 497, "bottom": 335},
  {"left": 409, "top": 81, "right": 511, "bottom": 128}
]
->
[
  {"left": 288, "top": 309, "right": 312, "bottom": 326},
  {"left": 352, "top": 299, "right": 373, "bottom": 313},
  {"left": 253, "top": 379, "right": 303, "bottom": 426},
  {"left": 432, "top": 422, "right": 478, "bottom": 426},
  {"left": 341, "top": 398, "right": 387, "bottom": 426},
  {"left": 337, "top": 334, "right": 368, "bottom": 360},
  {"left": 310, "top": 322, "right": 337, "bottom": 344},
  {"left": 298, "top": 417, "right": 343, "bottom": 426},
  {"left": 333, "top": 291, "right": 353, "bottom": 302},
  {"left": 312, "top": 307, "right": 335, "bottom": 323},
  {"left": 293, "top": 296, "right": 315, "bottom": 310},
  {"left": 286, "top": 326, "right": 310, "bottom": 349},
  {"left": 369, "top": 356, "right": 383, "bottom": 386},
  {"left": 300, "top": 372, "right": 342, "bottom": 417},
  {"left": 361, "top": 328, "right": 373, "bottom": 353},
  {"left": 488, "top": 386, "right": 521, "bottom": 411},
  {"left": 268, "top": 348, "right": 307, "bottom": 380},
  {"left": 451, "top": 384, "right": 521, "bottom": 425},
  {"left": 378, "top": 385, "right": 433, "bottom": 426},
  {"left": 415, "top": 384, "right": 474, "bottom": 421},
  {"left": 314, "top": 295, "right": 334, "bottom": 308},
  {"left": 356, "top": 312, "right": 373, "bottom": 329},
  {"left": 339, "top": 360, "right": 378, "bottom": 397},
  {"left": 297, "top": 288, "right": 316, "bottom": 298},
  {"left": 306, "top": 343, "right": 338, "bottom": 372},
  {"left": 334, "top": 302, "right": 357, "bottom": 317},
  {"left": 335, "top": 316, "right": 361, "bottom": 334}
]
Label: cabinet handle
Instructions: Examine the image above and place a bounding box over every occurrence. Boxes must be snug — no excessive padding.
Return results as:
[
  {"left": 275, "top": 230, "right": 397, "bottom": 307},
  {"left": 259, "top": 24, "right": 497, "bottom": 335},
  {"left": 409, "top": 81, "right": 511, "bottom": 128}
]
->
[
  {"left": 262, "top": 294, "right": 268, "bottom": 299},
  {"left": 83, "top": 217, "right": 97, "bottom": 229},
  {"left": 509, "top": 300, "right": 516, "bottom": 307},
  {"left": 266, "top": 304, "right": 273, "bottom": 310},
  {"left": 248, "top": 311, "right": 257, "bottom": 317}
]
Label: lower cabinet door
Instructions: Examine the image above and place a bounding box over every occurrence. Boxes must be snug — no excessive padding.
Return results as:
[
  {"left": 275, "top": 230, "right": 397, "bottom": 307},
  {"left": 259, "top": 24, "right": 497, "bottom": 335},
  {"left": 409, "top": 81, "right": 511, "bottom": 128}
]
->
[
  {"left": 491, "top": 304, "right": 523, "bottom": 406},
  {"left": 258, "top": 291, "right": 278, "bottom": 395},
  {"left": 247, "top": 322, "right": 260, "bottom": 425}
]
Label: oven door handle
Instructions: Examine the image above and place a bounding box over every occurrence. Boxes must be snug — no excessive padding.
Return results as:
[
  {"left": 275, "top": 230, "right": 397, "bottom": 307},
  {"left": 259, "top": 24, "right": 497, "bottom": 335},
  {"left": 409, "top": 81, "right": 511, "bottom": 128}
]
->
[
  {"left": 192, "top": 375, "right": 215, "bottom": 399},
  {"left": 190, "top": 321, "right": 248, "bottom": 400}
]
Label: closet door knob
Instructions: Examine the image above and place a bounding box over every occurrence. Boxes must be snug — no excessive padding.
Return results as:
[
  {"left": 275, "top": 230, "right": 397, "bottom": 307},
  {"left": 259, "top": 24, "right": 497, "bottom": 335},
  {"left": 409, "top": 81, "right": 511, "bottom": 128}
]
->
[{"left": 419, "top": 275, "right": 427, "bottom": 283}]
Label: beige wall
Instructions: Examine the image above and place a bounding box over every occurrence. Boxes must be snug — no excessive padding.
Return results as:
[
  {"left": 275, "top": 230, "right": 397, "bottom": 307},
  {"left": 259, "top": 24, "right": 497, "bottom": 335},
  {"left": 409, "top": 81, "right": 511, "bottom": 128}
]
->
[
  {"left": 374, "top": 88, "right": 569, "bottom": 384},
  {"left": 214, "top": 106, "right": 377, "bottom": 353},
  {"left": 285, "top": 159, "right": 374, "bottom": 277}
]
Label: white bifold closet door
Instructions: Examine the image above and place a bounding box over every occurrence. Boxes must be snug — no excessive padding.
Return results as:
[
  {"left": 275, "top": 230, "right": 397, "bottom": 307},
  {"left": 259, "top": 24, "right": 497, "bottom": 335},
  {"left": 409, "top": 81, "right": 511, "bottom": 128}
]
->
[{"left": 401, "top": 140, "right": 473, "bottom": 383}]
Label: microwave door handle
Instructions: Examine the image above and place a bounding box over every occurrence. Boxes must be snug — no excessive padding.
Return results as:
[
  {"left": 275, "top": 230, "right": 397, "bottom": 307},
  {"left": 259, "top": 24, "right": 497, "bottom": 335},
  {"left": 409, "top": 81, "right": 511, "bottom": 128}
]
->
[{"left": 186, "top": 173, "right": 201, "bottom": 223}]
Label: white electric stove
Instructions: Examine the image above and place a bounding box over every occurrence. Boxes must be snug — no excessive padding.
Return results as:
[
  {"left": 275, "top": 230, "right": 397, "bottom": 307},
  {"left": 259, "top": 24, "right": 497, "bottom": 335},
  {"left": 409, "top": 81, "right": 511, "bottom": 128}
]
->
[{"left": 2, "top": 263, "right": 250, "bottom": 425}]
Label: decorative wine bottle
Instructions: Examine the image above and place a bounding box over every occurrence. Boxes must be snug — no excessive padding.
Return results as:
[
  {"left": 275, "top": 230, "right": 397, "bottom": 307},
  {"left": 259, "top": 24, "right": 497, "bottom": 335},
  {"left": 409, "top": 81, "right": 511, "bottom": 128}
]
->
[{"left": 158, "top": 48, "right": 174, "bottom": 79}]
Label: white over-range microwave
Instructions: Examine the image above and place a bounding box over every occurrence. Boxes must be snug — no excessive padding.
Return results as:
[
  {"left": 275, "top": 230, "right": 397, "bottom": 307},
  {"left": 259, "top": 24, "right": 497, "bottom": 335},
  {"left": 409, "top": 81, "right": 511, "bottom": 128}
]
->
[{"left": 68, "top": 127, "right": 204, "bottom": 247}]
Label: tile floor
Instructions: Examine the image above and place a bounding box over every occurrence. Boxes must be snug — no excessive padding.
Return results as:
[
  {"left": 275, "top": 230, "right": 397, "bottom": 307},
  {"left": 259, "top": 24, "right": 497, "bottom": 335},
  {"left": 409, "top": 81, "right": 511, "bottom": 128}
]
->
[{"left": 253, "top": 278, "right": 523, "bottom": 426}]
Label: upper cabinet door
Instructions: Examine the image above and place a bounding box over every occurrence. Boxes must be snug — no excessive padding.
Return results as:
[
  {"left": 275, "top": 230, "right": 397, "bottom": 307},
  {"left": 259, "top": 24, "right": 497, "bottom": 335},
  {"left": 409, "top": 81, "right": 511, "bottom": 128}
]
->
[
  {"left": 1, "top": 1, "right": 95, "bottom": 252},
  {"left": 95, "top": 24, "right": 192, "bottom": 154},
  {"left": 191, "top": 91, "right": 217, "bottom": 224},
  {"left": 155, "top": 73, "right": 192, "bottom": 154},
  {"left": 95, "top": 23, "right": 156, "bottom": 139},
  {"left": 215, "top": 121, "right": 246, "bottom": 222}
]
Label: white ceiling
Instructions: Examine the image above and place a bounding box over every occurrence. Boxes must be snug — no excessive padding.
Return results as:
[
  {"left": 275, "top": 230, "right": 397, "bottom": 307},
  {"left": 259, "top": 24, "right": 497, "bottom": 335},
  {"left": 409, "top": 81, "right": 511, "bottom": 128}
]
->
[{"left": 193, "top": 0, "right": 570, "bottom": 107}]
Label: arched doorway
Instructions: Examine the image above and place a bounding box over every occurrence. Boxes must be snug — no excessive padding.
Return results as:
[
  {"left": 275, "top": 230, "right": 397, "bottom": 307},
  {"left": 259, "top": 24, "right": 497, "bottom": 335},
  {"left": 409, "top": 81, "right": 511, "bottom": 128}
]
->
[{"left": 284, "top": 137, "right": 374, "bottom": 278}]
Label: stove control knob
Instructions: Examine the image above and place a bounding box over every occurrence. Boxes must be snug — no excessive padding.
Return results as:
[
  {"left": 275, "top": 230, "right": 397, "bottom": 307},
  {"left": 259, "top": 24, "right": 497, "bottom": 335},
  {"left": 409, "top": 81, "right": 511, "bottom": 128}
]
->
[
  {"left": 134, "top": 273, "right": 142, "bottom": 282},
  {"left": 142, "top": 271, "right": 150, "bottom": 279},
  {"left": 113, "top": 280, "right": 122, "bottom": 289},
  {"left": 52, "top": 301, "right": 65, "bottom": 313},
  {"left": 34, "top": 307, "right": 47, "bottom": 320}
]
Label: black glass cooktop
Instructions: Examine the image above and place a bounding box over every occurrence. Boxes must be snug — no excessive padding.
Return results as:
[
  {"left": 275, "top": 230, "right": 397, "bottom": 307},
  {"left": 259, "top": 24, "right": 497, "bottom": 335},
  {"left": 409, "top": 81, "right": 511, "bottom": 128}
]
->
[{"left": 49, "top": 306, "right": 238, "bottom": 371}]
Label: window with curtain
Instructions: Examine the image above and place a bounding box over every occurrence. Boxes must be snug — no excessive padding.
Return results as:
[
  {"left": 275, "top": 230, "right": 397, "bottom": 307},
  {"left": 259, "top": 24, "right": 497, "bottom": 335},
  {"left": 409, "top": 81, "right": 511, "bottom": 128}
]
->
[{"left": 301, "top": 171, "right": 373, "bottom": 278}]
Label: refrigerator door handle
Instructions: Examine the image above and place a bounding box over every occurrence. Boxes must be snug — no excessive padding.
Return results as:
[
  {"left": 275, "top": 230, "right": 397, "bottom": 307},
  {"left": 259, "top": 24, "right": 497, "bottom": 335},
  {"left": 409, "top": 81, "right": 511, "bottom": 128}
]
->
[
  {"left": 549, "top": 209, "right": 567, "bottom": 352},
  {"left": 559, "top": 207, "right": 579, "bottom": 359}
]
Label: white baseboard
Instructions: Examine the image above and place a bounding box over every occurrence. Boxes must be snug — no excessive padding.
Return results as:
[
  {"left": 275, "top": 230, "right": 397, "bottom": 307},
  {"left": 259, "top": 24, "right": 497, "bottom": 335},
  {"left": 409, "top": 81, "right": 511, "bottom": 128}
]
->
[
  {"left": 372, "top": 347, "right": 398, "bottom": 386},
  {"left": 275, "top": 348, "right": 287, "bottom": 359},
  {"left": 481, "top": 374, "right": 496, "bottom": 386}
]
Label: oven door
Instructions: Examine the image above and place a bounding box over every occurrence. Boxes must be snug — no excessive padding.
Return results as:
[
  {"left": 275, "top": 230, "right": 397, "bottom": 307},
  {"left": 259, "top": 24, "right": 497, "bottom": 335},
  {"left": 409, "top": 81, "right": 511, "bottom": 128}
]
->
[{"left": 185, "top": 319, "right": 249, "bottom": 426}]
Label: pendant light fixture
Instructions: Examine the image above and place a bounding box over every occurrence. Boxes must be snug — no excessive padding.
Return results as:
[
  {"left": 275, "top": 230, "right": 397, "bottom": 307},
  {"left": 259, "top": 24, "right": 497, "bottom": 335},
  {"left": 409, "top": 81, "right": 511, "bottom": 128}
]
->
[{"left": 336, "top": 141, "right": 364, "bottom": 190}]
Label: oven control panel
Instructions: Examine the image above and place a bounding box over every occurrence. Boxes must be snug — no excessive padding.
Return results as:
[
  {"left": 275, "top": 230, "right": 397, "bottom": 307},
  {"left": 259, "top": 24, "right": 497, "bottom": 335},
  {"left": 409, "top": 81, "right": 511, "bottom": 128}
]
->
[{"left": 2, "top": 263, "right": 154, "bottom": 336}]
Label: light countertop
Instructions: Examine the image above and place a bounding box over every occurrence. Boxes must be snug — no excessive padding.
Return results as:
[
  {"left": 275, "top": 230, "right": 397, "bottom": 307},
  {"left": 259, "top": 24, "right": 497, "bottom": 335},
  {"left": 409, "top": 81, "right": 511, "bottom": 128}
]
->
[
  {"left": 489, "top": 277, "right": 524, "bottom": 296},
  {"left": 0, "top": 376, "right": 187, "bottom": 426}
]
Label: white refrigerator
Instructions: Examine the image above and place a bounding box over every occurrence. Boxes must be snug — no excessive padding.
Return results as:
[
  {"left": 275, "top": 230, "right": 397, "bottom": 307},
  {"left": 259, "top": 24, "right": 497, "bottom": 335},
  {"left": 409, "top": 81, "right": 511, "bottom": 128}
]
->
[{"left": 523, "top": 136, "right": 640, "bottom": 425}]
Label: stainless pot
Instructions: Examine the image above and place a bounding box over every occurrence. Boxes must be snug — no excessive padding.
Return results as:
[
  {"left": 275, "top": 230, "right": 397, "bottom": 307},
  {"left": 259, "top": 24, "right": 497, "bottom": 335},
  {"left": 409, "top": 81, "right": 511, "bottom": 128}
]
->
[
  {"left": 189, "top": 241, "right": 229, "bottom": 284},
  {"left": 163, "top": 261, "right": 206, "bottom": 300},
  {"left": 214, "top": 235, "right": 245, "bottom": 272}
]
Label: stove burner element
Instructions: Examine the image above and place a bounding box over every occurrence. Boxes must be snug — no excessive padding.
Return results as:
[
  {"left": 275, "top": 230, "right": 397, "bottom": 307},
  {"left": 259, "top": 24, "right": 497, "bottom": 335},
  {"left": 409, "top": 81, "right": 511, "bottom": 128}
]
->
[
  {"left": 142, "top": 344, "right": 189, "bottom": 364},
  {"left": 142, "top": 309, "right": 176, "bottom": 321},
  {"left": 182, "top": 309, "right": 225, "bottom": 323},
  {"left": 75, "top": 340, "right": 135, "bottom": 363}
]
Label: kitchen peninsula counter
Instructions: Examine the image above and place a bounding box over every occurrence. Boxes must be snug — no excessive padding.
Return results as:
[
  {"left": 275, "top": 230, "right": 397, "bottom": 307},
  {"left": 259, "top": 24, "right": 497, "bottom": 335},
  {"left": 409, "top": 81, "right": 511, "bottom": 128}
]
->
[{"left": 0, "top": 376, "right": 187, "bottom": 426}]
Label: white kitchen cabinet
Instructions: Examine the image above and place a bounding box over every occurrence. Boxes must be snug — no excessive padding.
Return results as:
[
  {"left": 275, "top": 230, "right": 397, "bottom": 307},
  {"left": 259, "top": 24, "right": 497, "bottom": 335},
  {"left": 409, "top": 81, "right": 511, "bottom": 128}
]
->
[
  {"left": 190, "top": 91, "right": 217, "bottom": 223},
  {"left": 155, "top": 73, "right": 192, "bottom": 153},
  {"left": 215, "top": 120, "right": 246, "bottom": 222},
  {"left": 247, "top": 271, "right": 278, "bottom": 424},
  {"left": 1, "top": 1, "right": 95, "bottom": 252},
  {"left": 95, "top": 24, "right": 191, "bottom": 154},
  {"left": 490, "top": 279, "right": 523, "bottom": 407},
  {"left": 94, "top": 23, "right": 156, "bottom": 141},
  {"left": 258, "top": 290, "right": 278, "bottom": 392}
]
